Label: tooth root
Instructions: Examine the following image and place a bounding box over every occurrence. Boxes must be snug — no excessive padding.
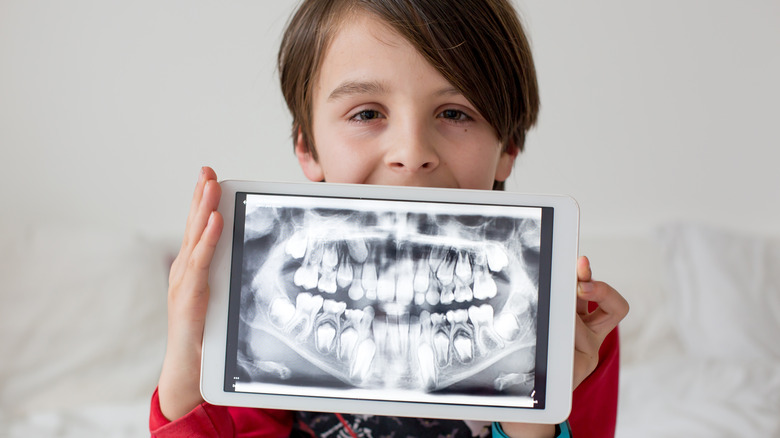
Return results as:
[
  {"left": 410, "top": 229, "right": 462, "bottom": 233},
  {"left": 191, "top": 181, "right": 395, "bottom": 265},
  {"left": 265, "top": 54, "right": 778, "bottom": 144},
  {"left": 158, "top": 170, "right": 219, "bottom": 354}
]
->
[
  {"left": 473, "top": 269, "right": 497, "bottom": 300},
  {"left": 377, "top": 269, "right": 395, "bottom": 302},
  {"left": 417, "top": 343, "right": 437, "bottom": 390},
  {"left": 428, "top": 248, "right": 444, "bottom": 271},
  {"left": 494, "top": 312, "right": 522, "bottom": 341},
  {"left": 315, "top": 322, "right": 337, "bottom": 353},
  {"left": 339, "top": 327, "right": 358, "bottom": 360},
  {"left": 436, "top": 256, "right": 455, "bottom": 285},
  {"left": 350, "top": 339, "right": 376, "bottom": 382},
  {"left": 337, "top": 261, "right": 354, "bottom": 288},
  {"left": 440, "top": 285, "right": 455, "bottom": 305},
  {"left": 413, "top": 261, "right": 430, "bottom": 293},
  {"left": 322, "top": 245, "right": 339, "bottom": 268},
  {"left": 433, "top": 331, "right": 450, "bottom": 367},
  {"left": 268, "top": 298, "right": 295, "bottom": 328},
  {"left": 293, "top": 264, "right": 319, "bottom": 290},
  {"left": 455, "top": 252, "right": 472, "bottom": 281},
  {"left": 486, "top": 243, "right": 509, "bottom": 272},
  {"left": 284, "top": 231, "right": 307, "bottom": 259},
  {"left": 454, "top": 283, "right": 473, "bottom": 303},
  {"left": 318, "top": 269, "right": 337, "bottom": 294},
  {"left": 468, "top": 304, "right": 504, "bottom": 355},
  {"left": 347, "top": 239, "right": 369, "bottom": 263}
]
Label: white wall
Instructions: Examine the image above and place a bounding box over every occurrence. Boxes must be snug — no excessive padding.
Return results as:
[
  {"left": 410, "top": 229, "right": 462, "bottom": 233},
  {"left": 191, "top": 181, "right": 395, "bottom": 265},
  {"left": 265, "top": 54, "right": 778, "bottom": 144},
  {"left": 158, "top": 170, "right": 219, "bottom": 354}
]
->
[{"left": 2, "top": 1, "right": 778, "bottom": 241}]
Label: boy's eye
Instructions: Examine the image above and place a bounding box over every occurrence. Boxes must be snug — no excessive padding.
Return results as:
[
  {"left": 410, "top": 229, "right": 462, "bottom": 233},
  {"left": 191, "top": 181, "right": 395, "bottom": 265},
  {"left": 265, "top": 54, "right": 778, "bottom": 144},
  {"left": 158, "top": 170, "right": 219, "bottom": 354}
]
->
[
  {"left": 438, "top": 109, "right": 472, "bottom": 122},
  {"left": 351, "top": 109, "right": 384, "bottom": 122}
]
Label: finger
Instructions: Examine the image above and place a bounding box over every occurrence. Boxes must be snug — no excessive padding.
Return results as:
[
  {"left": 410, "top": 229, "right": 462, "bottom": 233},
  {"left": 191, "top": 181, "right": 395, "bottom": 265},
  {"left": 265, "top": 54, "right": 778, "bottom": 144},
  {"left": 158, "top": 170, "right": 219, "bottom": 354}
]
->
[
  {"left": 577, "top": 255, "right": 592, "bottom": 282},
  {"left": 183, "top": 175, "right": 221, "bottom": 255},
  {"left": 572, "top": 316, "right": 599, "bottom": 387},
  {"left": 182, "top": 167, "right": 218, "bottom": 251},
  {"left": 577, "top": 281, "right": 629, "bottom": 337},
  {"left": 177, "top": 210, "right": 224, "bottom": 315}
]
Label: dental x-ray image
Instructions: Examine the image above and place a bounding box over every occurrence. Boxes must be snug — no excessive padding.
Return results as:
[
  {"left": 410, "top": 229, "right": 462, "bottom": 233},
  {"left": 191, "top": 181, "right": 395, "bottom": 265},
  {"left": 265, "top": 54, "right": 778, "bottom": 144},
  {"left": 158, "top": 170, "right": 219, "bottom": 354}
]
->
[{"left": 225, "top": 192, "right": 549, "bottom": 408}]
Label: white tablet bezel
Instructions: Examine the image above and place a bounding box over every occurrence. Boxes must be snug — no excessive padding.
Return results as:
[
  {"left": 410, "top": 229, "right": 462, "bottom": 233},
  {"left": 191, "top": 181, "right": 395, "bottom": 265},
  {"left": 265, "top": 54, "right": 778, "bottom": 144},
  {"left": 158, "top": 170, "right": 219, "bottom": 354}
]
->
[{"left": 202, "top": 180, "right": 578, "bottom": 424}]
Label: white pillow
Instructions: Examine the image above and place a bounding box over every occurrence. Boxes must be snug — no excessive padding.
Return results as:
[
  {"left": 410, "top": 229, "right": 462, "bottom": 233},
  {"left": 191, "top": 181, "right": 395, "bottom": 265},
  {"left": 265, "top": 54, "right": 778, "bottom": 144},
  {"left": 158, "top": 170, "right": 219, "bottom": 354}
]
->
[
  {"left": 657, "top": 223, "right": 780, "bottom": 359},
  {"left": 0, "top": 226, "right": 173, "bottom": 416}
]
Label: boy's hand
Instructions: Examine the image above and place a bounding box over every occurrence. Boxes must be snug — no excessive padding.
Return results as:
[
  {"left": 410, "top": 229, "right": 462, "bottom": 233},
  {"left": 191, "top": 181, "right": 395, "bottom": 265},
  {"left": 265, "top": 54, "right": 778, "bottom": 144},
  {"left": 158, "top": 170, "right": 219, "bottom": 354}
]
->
[
  {"left": 500, "top": 256, "right": 628, "bottom": 437},
  {"left": 158, "top": 167, "right": 223, "bottom": 421},
  {"left": 572, "top": 255, "right": 628, "bottom": 389}
]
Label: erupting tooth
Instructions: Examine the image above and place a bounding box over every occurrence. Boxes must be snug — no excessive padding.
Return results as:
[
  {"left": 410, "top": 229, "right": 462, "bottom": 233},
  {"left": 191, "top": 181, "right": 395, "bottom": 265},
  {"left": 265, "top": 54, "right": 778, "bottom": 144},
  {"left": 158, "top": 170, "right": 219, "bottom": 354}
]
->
[
  {"left": 285, "top": 230, "right": 307, "bottom": 259},
  {"left": 318, "top": 269, "right": 337, "bottom": 294},
  {"left": 455, "top": 252, "right": 472, "bottom": 281},
  {"left": 339, "top": 327, "right": 358, "bottom": 360},
  {"left": 322, "top": 245, "right": 339, "bottom": 268},
  {"left": 440, "top": 285, "right": 455, "bottom": 305},
  {"left": 337, "top": 261, "right": 353, "bottom": 288},
  {"left": 287, "top": 293, "right": 324, "bottom": 339},
  {"left": 417, "top": 343, "right": 437, "bottom": 389},
  {"left": 495, "top": 372, "right": 533, "bottom": 391},
  {"left": 436, "top": 254, "right": 455, "bottom": 285},
  {"left": 268, "top": 297, "right": 295, "bottom": 328},
  {"left": 454, "top": 282, "right": 473, "bottom": 303},
  {"left": 468, "top": 304, "right": 504, "bottom": 355},
  {"left": 348, "top": 282, "right": 365, "bottom": 300},
  {"left": 350, "top": 339, "right": 376, "bottom": 382},
  {"left": 452, "top": 334, "right": 474, "bottom": 363},
  {"left": 293, "top": 263, "right": 319, "bottom": 290},
  {"left": 315, "top": 322, "right": 337, "bottom": 353},
  {"left": 472, "top": 269, "right": 498, "bottom": 300},
  {"left": 361, "top": 263, "right": 378, "bottom": 294},
  {"left": 433, "top": 331, "right": 450, "bottom": 367},
  {"left": 377, "top": 269, "right": 395, "bottom": 302},
  {"left": 428, "top": 248, "right": 445, "bottom": 271},
  {"left": 347, "top": 238, "right": 369, "bottom": 263},
  {"left": 486, "top": 243, "right": 509, "bottom": 272},
  {"left": 494, "top": 312, "right": 522, "bottom": 341},
  {"left": 413, "top": 261, "right": 430, "bottom": 293}
]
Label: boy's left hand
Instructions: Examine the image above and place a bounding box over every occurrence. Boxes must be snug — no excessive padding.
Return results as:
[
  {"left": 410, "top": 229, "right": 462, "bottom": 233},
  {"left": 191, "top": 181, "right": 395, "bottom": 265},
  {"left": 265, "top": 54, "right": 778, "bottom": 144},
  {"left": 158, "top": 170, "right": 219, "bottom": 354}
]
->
[{"left": 572, "top": 255, "right": 629, "bottom": 389}]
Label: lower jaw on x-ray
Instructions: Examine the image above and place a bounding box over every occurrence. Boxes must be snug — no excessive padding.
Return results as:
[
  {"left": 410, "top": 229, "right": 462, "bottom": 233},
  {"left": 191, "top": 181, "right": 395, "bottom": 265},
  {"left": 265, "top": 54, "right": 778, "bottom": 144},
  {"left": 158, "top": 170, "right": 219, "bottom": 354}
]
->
[{"left": 225, "top": 192, "right": 548, "bottom": 408}]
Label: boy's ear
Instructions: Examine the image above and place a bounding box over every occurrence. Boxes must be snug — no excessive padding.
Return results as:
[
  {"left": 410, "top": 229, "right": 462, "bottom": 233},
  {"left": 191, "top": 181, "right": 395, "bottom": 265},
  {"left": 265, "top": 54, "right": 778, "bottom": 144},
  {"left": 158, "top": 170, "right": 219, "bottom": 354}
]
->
[
  {"left": 494, "top": 140, "right": 518, "bottom": 182},
  {"left": 294, "top": 130, "right": 325, "bottom": 182}
]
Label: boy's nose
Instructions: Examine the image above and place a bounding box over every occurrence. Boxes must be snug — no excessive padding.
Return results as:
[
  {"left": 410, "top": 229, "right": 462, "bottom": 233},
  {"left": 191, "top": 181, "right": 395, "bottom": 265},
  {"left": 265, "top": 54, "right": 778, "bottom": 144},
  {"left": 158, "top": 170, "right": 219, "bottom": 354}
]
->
[{"left": 384, "top": 125, "right": 440, "bottom": 173}]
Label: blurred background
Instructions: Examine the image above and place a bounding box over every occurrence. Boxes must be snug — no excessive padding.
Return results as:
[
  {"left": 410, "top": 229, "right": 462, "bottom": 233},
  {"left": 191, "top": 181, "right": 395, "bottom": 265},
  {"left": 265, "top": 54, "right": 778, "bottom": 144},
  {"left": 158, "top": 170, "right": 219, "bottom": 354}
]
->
[{"left": 2, "top": 0, "right": 778, "bottom": 240}]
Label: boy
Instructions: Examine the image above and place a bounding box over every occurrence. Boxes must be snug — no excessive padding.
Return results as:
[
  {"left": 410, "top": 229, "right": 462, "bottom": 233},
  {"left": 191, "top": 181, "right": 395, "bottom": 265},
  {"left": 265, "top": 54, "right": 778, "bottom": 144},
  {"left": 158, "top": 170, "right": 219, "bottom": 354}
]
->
[{"left": 152, "top": 0, "right": 628, "bottom": 436}]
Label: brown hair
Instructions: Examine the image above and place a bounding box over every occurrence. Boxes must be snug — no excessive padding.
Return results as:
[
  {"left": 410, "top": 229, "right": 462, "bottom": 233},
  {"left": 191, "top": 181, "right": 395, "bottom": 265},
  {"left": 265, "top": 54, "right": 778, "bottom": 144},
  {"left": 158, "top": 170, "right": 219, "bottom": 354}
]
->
[{"left": 278, "top": 0, "right": 540, "bottom": 190}]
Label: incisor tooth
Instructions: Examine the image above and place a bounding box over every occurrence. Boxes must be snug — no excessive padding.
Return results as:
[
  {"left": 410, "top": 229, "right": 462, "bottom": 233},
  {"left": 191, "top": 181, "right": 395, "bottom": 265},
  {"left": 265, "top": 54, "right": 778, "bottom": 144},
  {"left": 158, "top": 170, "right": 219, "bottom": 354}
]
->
[
  {"left": 413, "top": 261, "right": 430, "bottom": 293},
  {"left": 377, "top": 269, "right": 395, "bottom": 302}
]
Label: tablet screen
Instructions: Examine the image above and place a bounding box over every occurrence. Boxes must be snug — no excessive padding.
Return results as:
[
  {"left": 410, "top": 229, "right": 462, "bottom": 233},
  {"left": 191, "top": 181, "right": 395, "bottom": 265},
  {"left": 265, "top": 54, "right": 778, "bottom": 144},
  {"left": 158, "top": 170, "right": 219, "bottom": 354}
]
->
[{"left": 222, "top": 191, "right": 554, "bottom": 410}]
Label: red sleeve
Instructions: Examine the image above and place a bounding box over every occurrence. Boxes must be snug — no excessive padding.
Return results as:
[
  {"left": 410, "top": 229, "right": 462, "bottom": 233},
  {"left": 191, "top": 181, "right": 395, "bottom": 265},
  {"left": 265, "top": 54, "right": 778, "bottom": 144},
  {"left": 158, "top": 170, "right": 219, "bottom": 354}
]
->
[
  {"left": 568, "top": 327, "right": 620, "bottom": 438},
  {"left": 149, "top": 387, "right": 294, "bottom": 437}
]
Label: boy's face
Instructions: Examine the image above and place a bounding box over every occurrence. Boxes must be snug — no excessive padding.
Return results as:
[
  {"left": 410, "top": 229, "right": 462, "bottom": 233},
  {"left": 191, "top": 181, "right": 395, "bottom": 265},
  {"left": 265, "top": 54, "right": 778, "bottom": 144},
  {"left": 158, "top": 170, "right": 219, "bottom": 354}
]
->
[{"left": 296, "top": 12, "right": 516, "bottom": 190}]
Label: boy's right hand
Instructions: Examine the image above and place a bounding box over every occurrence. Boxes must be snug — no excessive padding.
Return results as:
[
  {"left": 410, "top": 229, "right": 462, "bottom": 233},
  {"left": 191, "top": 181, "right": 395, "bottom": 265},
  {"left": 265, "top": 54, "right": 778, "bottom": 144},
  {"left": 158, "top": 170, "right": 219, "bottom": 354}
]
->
[{"left": 158, "top": 167, "right": 223, "bottom": 421}]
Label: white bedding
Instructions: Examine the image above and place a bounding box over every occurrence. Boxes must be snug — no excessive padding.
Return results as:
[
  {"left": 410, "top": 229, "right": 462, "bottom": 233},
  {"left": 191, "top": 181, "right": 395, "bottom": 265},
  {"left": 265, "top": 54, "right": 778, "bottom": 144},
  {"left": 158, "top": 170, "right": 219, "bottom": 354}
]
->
[{"left": 1, "top": 223, "right": 778, "bottom": 437}]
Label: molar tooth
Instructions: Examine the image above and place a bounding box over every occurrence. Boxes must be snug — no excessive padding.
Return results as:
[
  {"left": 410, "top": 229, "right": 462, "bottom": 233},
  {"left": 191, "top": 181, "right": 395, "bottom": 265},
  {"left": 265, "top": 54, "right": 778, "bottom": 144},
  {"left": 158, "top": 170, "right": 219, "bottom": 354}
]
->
[
  {"left": 337, "top": 261, "right": 354, "bottom": 288},
  {"left": 284, "top": 231, "right": 307, "bottom": 259},
  {"left": 350, "top": 339, "right": 376, "bottom": 382},
  {"left": 440, "top": 284, "right": 455, "bottom": 305},
  {"left": 268, "top": 297, "right": 295, "bottom": 328},
  {"left": 287, "top": 293, "right": 324, "bottom": 339},
  {"left": 494, "top": 312, "right": 522, "bottom": 341},
  {"left": 486, "top": 243, "right": 509, "bottom": 272},
  {"left": 317, "top": 269, "right": 337, "bottom": 294},
  {"left": 322, "top": 299, "right": 347, "bottom": 315},
  {"left": 472, "top": 269, "right": 498, "bottom": 300},
  {"left": 454, "top": 282, "right": 473, "bottom": 303},
  {"left": 468, "top": 304, "right": 504, "bottom": 355},
  {"left": 347, "top": 238, "right": 369, "bottom": 263},
  {"left": 455, "top": 252, "right": 472, "bottom": 281},
  {"left": 452, "top": 333, "right": 474, "bottom": 363},
  {"left": 293, "top": 263, "right": 319, "bottom": 290}
]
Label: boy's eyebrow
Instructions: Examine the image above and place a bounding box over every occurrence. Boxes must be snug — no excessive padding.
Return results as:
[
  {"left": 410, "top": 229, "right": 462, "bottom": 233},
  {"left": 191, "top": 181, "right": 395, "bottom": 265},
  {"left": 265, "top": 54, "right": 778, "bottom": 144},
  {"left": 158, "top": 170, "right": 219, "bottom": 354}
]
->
[{"left": 327, "top": 80, "right": 390, "bottom": 101}]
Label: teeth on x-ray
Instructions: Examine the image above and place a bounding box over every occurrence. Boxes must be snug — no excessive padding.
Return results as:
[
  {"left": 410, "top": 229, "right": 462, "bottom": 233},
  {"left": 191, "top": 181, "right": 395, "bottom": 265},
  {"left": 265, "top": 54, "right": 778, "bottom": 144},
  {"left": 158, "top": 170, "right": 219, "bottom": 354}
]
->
[{"left": 243, "top": 206, "right": 539, "bottom": 392}]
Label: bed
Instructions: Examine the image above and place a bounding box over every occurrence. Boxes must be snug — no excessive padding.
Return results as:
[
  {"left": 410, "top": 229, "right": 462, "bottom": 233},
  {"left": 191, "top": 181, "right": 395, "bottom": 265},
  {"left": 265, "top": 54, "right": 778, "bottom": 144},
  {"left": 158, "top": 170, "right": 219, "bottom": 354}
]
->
[{"left": 1, "top": 223, "right": 778, "bottom": 437}]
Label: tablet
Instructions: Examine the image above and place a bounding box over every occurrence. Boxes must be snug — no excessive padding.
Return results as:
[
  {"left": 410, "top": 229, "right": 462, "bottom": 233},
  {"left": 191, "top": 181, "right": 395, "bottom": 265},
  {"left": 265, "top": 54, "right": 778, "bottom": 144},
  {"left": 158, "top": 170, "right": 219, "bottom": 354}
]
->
[{"left": 202, "top": 180, "right": 579, "bottom": 424}]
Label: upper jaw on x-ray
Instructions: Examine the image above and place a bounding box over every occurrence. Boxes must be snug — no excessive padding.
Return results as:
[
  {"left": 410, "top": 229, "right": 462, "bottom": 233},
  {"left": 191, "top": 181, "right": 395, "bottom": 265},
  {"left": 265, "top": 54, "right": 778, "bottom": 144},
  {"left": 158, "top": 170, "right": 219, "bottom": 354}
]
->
[{"left": 238, "top": 199, "right": 541, "bottom": 396}]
